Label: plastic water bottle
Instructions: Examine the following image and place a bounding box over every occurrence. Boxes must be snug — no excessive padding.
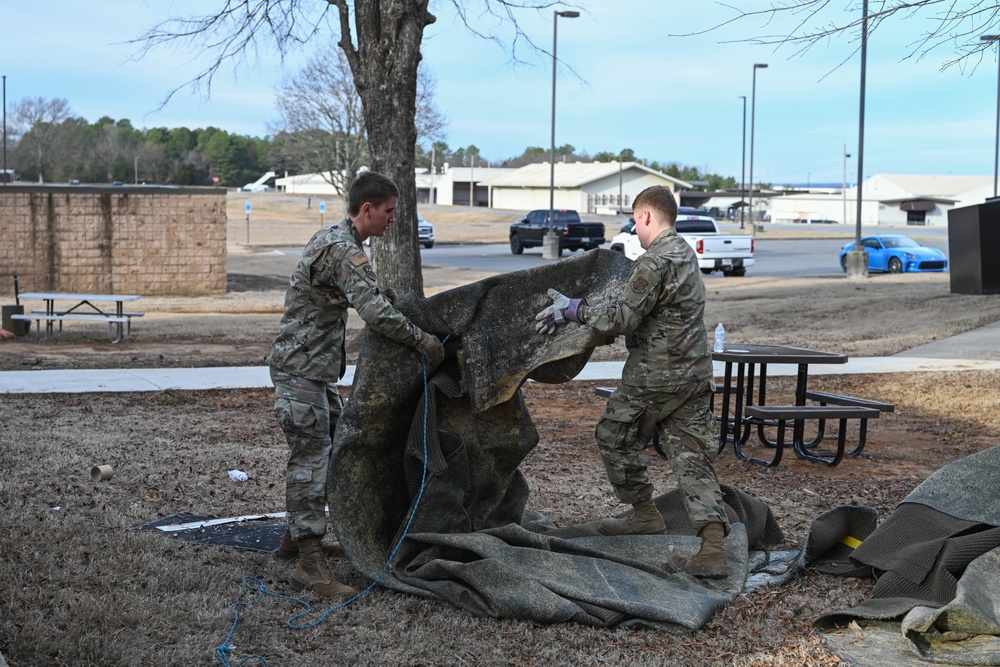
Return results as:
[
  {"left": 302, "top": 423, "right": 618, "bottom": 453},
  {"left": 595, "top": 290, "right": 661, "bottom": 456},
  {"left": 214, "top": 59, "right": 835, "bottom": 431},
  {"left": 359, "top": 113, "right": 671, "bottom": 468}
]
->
[{"left": 713, "top": 323, "right": 725, "bottom": 353}]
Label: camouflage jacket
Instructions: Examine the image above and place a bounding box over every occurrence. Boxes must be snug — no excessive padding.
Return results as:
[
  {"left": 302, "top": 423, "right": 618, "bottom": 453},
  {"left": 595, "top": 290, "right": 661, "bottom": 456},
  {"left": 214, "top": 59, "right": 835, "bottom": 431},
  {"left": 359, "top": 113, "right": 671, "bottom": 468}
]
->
[
  {"left": 267, "top": 218, "right": 424, "bottom": 382},
  {"left": 581, "top": 228, "right": 713, "bottom": 387}
]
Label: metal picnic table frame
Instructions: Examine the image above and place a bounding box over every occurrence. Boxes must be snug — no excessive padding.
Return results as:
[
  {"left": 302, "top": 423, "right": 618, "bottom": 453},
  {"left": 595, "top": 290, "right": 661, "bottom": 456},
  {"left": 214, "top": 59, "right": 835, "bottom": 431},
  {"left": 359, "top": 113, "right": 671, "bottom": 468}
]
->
[
  {"left": 16, "top": 291, "right": 142, "bottom": 343},
  {"left": 712, "top": 344, "right": 855, "bottom": 465}
]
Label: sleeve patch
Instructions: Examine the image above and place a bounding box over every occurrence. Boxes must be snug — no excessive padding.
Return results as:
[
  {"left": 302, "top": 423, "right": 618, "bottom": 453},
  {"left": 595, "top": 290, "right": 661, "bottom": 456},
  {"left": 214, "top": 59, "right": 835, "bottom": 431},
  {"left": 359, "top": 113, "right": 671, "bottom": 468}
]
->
[
  {"left": 350, "top": 252, "right": 369, "bottom": 267},
  {"left": 631, "top": 277, "right": 650, "bottom": 293}
]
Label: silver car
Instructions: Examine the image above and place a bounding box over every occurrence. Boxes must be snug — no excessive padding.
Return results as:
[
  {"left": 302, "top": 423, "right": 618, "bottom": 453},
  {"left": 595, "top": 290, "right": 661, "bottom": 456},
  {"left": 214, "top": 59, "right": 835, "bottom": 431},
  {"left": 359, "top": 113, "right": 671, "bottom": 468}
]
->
[{"left": 418, "top": 214, "right": 435, "bottom": 249}]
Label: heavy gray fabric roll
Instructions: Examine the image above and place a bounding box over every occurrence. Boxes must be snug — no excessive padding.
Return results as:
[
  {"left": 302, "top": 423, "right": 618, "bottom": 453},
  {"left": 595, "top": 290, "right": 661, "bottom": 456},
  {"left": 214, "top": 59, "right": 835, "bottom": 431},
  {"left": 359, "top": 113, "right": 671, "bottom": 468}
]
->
[{"left": 328, "top": 250, "right": 782, "bottom": 630}]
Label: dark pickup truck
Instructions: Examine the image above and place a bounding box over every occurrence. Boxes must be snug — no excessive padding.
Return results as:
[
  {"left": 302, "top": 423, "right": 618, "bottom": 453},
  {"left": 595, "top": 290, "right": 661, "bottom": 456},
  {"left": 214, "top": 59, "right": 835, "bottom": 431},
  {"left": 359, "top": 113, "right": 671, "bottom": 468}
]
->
[{"left": 509, "top": 209, "right": 606, "bottom": 255}]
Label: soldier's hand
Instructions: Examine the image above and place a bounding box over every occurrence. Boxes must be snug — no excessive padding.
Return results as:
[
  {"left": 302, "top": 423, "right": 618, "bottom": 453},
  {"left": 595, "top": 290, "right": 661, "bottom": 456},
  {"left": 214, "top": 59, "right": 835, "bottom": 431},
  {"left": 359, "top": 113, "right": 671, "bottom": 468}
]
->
[
  {"left": 415, "top": 332, "right": 445, "bottom": 368},
  {"left": 534, "top": 288, "right": 583, "bottom": 335},
  {"left": 381, "top": 287, "right": 399, "bottom": 305}
]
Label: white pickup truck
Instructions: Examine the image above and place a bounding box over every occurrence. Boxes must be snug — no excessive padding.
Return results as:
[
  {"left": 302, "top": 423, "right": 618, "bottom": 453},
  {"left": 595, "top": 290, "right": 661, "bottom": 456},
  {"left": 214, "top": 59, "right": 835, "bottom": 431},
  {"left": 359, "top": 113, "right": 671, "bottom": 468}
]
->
[{"left": 609, "top": 210, "right": 755, "bottom": 277}]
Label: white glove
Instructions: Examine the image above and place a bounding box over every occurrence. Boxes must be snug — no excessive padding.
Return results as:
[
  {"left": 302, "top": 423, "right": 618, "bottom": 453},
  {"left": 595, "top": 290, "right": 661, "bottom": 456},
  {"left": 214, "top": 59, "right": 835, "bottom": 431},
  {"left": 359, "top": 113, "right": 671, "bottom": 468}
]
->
[{"left": 534, "top": 289, "right": 583, "bottom": 335}]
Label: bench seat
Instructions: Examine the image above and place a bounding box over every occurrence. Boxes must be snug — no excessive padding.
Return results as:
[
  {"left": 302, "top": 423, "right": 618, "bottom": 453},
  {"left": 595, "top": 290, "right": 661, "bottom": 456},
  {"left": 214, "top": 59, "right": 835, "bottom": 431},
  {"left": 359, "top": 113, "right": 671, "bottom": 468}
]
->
[
  {"left": 744, "top": 405, "right": 880, "bottom": 421},
  {"left": 12, "top": 313, "right": 131, "bottom": 342},
  {"left": 804, "top": 390, "right": 895, "bottom": 413},
  {"left": 740, "top": 404, "right": 881, "bottom": 468}
]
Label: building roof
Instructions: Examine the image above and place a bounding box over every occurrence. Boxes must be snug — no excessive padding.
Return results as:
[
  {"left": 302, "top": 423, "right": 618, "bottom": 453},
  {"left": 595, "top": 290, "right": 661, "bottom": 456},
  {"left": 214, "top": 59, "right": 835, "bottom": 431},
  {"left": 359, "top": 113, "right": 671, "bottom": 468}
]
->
[
  {"left": 487, "top": 161, "right": 692, "bottom": 189},
  {"left": 875, "top": 174, "right": 991, "bottom": 198}
]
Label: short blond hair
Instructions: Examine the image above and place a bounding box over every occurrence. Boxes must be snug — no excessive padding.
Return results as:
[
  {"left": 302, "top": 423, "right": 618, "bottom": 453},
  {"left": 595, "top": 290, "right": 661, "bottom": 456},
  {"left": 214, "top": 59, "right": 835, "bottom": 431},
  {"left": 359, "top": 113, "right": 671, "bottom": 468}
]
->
[{"left": 632, "top": 186, "right": 678, "bottom": 224}]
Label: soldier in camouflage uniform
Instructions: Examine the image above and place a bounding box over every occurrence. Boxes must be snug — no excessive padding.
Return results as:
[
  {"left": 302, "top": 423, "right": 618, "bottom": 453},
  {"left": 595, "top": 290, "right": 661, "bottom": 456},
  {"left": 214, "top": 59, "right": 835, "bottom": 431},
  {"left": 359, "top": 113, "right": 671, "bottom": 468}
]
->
[
  {"left": 267, "top": 171, "right": 445, "bottom": 597},
  {"left": 535, "top": 185, "right": 729, "bottom": 579}
]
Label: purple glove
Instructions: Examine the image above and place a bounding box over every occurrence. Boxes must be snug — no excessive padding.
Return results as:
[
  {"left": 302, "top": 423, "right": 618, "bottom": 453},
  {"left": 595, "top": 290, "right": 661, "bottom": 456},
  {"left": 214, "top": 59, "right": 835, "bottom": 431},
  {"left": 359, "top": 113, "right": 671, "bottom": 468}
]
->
[{"left": 534, "top": 289, "right": 583, "bottom": 335}]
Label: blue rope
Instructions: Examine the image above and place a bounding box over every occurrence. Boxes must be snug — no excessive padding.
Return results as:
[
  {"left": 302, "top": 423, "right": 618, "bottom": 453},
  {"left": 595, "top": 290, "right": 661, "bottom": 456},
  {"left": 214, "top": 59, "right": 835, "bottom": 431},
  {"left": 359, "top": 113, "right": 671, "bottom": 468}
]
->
[{"left": 215, "top": 347, "right": 438, "bottom": 664}]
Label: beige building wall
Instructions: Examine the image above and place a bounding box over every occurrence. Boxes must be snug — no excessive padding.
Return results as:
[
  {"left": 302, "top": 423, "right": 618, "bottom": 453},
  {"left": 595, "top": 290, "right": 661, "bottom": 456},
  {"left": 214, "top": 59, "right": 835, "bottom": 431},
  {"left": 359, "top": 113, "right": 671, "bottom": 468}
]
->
[{"left": 0, "top": 186, "right": 227, "bottom": 297}]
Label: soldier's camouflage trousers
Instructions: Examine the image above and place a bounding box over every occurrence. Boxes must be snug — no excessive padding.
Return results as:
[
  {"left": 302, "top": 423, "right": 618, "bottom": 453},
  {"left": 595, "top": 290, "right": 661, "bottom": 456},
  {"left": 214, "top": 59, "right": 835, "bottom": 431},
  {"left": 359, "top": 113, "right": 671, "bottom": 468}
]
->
[
  {"left": 270, "top": 368, "right": 343, "bottom": 541},
  {"left": 595, "top": 379, "right": 727, "bottom": 530}
]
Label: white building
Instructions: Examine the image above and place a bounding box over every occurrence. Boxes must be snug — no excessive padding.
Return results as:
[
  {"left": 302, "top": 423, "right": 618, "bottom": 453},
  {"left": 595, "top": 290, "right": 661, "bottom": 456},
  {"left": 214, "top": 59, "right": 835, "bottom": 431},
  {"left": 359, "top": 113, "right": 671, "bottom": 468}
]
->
[
  {"left": 274, "top": 162, "right": 690, "bottom": 213},
  {"left": 274, "top": 171, "right": 347, "bottom": 195},
  {"left": 421, "top": 166, "right": 518, "bottom": 206},
  {"left": 486, "top": 161, "right": 691, "bottom": 214},
  {"left": 767, "top": 174, "right": 992, "bottom": 227}
]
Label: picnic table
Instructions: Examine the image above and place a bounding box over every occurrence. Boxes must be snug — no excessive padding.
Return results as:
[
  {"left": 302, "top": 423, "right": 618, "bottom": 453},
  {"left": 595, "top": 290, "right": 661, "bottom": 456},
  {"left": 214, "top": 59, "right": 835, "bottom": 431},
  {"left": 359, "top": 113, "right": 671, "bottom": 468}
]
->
[
  {"left": 13, "top": 292, "right": 143, "bottom": 343},
  {"left": 713, "top": 343, "right": 893, "bottom": 467}
]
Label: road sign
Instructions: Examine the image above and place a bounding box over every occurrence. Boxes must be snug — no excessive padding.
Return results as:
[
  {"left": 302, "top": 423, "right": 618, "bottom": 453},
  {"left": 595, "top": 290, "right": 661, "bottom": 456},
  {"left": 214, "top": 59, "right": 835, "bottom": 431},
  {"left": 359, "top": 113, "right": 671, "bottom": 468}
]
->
[
  {"left": 319, "top": 201, "right": 327, "bottom": 214},
  {"left": 245, "top": 202, "right": 252, "bottom": 214}
]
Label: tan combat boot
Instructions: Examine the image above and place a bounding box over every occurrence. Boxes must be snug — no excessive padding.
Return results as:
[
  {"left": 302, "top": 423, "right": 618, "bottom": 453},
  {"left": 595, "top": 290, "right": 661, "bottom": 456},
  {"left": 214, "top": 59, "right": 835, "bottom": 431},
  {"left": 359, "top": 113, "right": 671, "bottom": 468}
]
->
[
  {"left": 277, "top": 527, "right": 344, "bottom": 559},
  {"left": 671, "top": 522, "right": 728, "bottom": 579},
  {"left": 599, "top": 498, "right": 666, "bottom": 536},
  {"left": 290, "top": 538, "right": 358, "bottom": 598}
]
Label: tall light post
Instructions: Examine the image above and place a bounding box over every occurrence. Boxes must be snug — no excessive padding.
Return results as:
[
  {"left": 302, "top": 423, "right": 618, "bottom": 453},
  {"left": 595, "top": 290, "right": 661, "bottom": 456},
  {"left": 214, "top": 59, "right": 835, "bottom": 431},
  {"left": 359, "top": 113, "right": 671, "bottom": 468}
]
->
[
  {"left": 2, "top": 74, "right": 7, "bottom": 187},
  {"left": 843, "top": 143, "right": 851, "bottom": 225},
  {"left": 543, "top": 9, "right": 579, "bottom": 260},
  {"left": 846, "top": 0, "right": 870, "bottom": 278},
  {"left": 748, "top": 64, "right": 767, "bottom": 227},
  {"left": 983, "top": 35, "right": 1000, "bottom": 199},
  {"left": 739, "top": 95, "right": 746, "bottom": 229},
  {"left": 618, "top": 150, "right": 623, "bottom": 212}
]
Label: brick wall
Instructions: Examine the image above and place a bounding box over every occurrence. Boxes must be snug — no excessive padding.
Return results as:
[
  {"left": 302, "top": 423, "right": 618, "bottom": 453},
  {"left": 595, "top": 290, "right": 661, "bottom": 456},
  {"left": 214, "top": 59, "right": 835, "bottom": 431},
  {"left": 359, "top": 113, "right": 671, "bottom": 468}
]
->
[{"left": 0, "top": 186, "right": 227, "bottom": 296}]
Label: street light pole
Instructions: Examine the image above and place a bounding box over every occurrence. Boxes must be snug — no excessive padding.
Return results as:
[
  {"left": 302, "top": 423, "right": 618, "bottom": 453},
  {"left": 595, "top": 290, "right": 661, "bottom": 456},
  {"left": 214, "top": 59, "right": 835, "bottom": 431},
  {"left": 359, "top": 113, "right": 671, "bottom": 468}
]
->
[
  {"left": 543, "top": 10, "right": 579, "bottom": 260},
  {"left": 748, "top": 64, "right": 767, "bottom": 227},
  {"left": 982, "top": 35, "right": 1000, "bottom": 199},
  {"left": 739, "top": 95, "right": 746, "bottom": 229},
  {"left": 2, "top": 74, "right": 7, "bottom": 187},
  {"left": 846, "top": 0, "right": 870, "bottom": 278},
  {"left": 618, "top": 151, "right": 623, "bottom": 212}
]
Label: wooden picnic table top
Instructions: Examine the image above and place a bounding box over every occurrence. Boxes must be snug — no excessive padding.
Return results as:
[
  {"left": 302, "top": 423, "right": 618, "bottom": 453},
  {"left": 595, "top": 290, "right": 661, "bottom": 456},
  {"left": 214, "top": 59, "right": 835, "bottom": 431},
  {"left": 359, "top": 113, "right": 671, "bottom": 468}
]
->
[
  {"left": 18, "top": 292, "right": 141, "bottom": 302},
  {"left": 712, "top": 343, "right": 848, "bottom": 365}
]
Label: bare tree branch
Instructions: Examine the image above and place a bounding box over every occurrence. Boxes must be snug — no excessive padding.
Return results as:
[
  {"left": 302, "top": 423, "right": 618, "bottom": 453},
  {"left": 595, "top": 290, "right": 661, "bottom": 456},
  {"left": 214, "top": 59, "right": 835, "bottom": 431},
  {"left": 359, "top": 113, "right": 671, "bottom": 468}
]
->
[
  {"left": 128, "top": 0, "right": 334, "bottom": 108},
  {"left": 680, "top": 1, "right": 1000, "bottom": 72}
]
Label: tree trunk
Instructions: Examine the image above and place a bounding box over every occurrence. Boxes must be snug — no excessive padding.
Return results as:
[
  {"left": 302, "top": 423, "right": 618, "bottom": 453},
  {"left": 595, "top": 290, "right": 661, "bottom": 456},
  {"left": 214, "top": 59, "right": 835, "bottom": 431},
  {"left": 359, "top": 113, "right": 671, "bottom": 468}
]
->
[{"left": 340, "top": 0, "right": 434, "bottom": 298}]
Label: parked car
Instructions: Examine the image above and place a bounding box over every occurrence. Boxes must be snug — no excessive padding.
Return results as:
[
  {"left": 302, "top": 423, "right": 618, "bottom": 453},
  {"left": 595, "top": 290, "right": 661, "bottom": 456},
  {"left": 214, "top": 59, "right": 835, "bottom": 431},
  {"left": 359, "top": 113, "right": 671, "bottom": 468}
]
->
[
  {"left": 417, "top": 214, "right": 435, "bottom": 249},
  {"left": 839, "top": 234, "right": 948, "bottom": 273},
  {"left": 610, "top": 214, "right": 754, "bottom": 277},
  {"left": 509, "top": 209, "right": 605, "bottom": 255},
  {"left": 618, "top": 207, "right": 713, "bottom": 234}
]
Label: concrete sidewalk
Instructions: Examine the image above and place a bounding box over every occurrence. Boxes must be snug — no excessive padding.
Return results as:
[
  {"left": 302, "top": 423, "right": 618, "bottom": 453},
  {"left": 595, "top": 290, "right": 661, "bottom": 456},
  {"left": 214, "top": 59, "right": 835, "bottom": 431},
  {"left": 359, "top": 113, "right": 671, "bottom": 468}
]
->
[
  {"left": 2, "top": 354, "right": 999, "bottom": 394},
  {"left": 2, "top": 319, "right": 997, "bottom": 394}
]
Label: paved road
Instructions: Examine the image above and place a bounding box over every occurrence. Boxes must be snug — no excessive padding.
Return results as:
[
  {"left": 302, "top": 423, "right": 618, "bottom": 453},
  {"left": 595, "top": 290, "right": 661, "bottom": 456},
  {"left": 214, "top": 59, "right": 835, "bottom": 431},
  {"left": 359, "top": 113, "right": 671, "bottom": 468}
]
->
[
  {"left": 232, "top": 224, "right": 950, "bottom": 280},
  {"left": 410, "top": 236, "right": 949, "bottom": 278}
]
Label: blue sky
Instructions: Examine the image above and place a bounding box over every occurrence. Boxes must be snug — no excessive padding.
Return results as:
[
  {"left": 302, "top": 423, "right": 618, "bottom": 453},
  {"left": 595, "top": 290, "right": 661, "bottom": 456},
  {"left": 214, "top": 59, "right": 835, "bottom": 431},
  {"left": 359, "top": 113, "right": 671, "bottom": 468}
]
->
[{"left": 3, "top": 1, "right": 997, "bottom": 185}]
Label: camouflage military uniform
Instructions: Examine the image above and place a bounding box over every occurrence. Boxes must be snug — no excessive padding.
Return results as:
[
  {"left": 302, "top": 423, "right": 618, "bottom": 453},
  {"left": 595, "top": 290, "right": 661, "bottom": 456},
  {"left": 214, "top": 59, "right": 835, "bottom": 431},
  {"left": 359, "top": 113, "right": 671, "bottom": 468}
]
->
[
  {"left": 580, "top": 228, "right": 727, "bottom": 531},
  {"left": 267, "top": 218, "right": 429, "bottom": 541}
]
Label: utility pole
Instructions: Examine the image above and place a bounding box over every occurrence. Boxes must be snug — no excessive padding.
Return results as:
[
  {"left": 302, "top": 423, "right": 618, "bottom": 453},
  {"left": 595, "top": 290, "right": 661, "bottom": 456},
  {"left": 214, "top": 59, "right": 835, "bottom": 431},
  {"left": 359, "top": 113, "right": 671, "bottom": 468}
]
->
[
  {"left": 739, "top": 95, "right": 746, "bottom": 229},
  {"left": 429, "top": 147, "right": 435, "bottom": 205},
  {"left": 2, "top": 75, "right": 7, "bottom": 186},
  {"left": 846, "top": 0, "right": 870, "bottom": 279}
]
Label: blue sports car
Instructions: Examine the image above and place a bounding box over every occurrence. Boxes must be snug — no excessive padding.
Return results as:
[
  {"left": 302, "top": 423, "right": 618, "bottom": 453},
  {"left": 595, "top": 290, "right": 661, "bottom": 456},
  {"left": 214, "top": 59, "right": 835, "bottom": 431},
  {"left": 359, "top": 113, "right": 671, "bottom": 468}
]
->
[{"left": 839, "top": 234, "right": 948, "bottom": 273}]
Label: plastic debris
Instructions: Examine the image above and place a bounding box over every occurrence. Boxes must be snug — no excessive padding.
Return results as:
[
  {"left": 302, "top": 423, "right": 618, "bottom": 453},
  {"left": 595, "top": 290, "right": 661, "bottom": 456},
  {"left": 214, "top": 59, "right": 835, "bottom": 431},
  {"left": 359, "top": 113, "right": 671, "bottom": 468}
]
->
[{"left": 228, "top": 470, "right": 248, "bottom": 482}]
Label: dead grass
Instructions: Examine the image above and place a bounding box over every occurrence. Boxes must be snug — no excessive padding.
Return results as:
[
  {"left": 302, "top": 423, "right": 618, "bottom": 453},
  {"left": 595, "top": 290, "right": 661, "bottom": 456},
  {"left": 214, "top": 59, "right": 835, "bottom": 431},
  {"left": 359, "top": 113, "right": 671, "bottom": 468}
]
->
[{"left": 3, "top": 372, "right": 1000, "bottom": 666}]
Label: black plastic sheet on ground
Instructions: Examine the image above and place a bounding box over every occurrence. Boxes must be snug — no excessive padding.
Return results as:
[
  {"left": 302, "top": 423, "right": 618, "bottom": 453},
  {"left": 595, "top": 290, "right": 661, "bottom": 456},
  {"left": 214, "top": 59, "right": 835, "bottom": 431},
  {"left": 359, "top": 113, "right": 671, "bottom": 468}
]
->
[
  {"left": 138, "top": 513, "right": 285, "bottom": 553},
  {"left": 328, "top": 250, "right": 783, "bottom": 630}
]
